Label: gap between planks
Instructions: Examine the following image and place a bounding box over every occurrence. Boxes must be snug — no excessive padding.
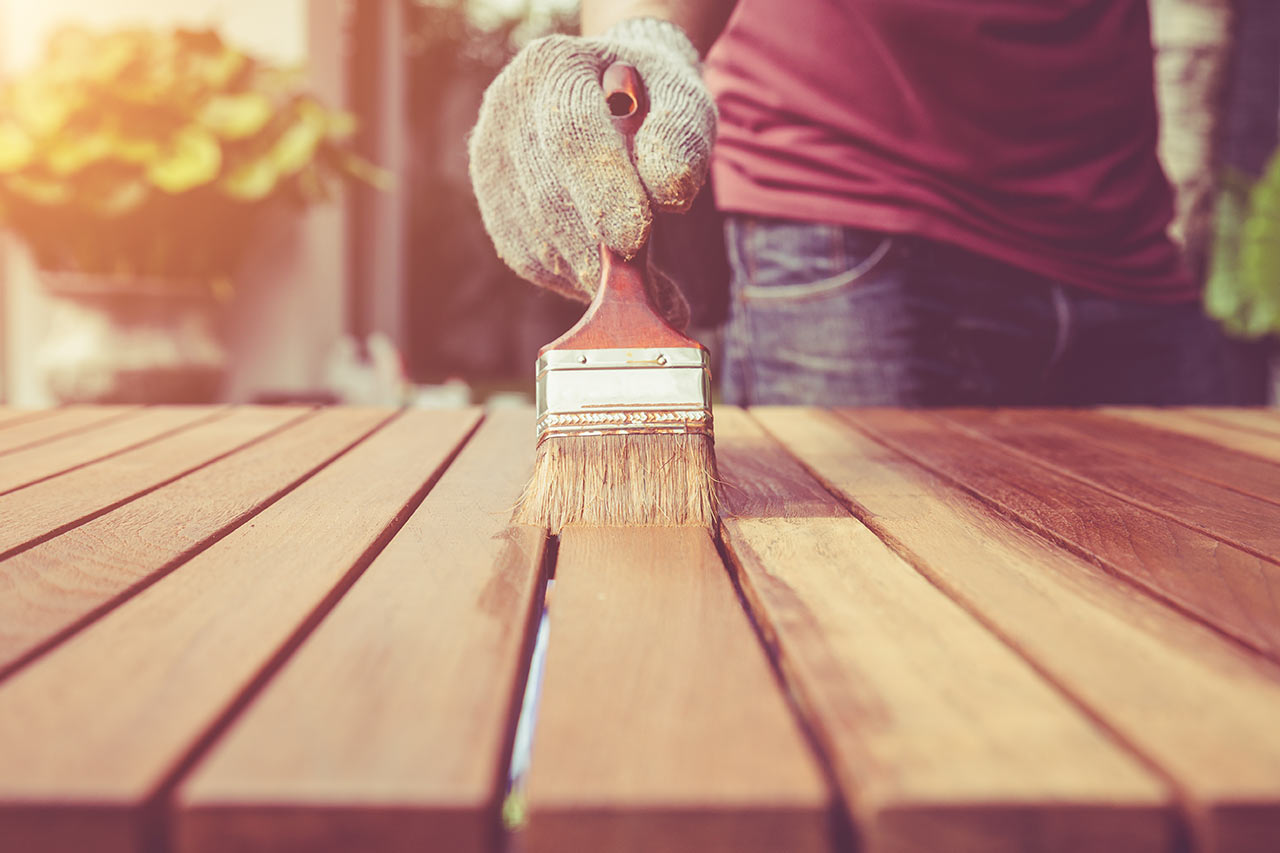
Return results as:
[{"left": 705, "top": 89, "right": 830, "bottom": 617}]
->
[
  {"left": 755, "top": 406, "right": 1280, "bottom": 853},
  {"left": 0, "top": 406, "right": 318, "bottom": 561},
  {"left": 0, "top": 406, "right": 227, "bottom": 497},
  {"left": 0, "top": 408, "right": 483, "bottom": 853},
  {"left": 1030, "top": 409, "right": 1280, "bottom": 507},
  {"left": 1183, "top": 407, "right": 1280, "bottom": 440},
  {"left": 0, "top": 407, "right": 85, "bottom": 435},
  {"left": 0, "top": 406, "right": 139, "bottom": 456},
  {"left": 523, "top": 523, "right": 835, "bottom": 853},
  {"left": 175, "top": 408, "right": 549, "bottom": 853},
  {"left": 0, "top": 407, "right": 399, "bottom": 682},
  {"left": 840, "top": 408, "right": 1280, "bottom": 666},
  {"left": 935, "top": 409, "right": 1280, "bottom": 567},
  {"left": 1103, "top": 408, "right": 1280, "bottom": 464},
  {"left": 713, "top": 407, "right": 1174, "bottom": 853}
]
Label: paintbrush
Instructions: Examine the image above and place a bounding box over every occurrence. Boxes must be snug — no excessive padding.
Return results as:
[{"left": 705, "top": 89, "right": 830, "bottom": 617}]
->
[{"left": 513, "top": 61, "right": 718, "bottom": 533}]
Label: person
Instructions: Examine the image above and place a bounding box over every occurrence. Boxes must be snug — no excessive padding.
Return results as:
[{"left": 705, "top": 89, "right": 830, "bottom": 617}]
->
[{"left": 468, "top": 1, "right": 1238, "bottom": 406}]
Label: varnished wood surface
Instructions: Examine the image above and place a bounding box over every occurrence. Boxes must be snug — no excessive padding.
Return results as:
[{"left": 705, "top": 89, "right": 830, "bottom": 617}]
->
[
  {"left": 524, "top": 525, "right": 832, "bottom": 853},
  {"left": 1105, "top": 407, "right": 1280, "bottom": 463},
  {"left": 2, "top": 405, "right": 1279, "bottom": 853},
  {"left": 717, "top": 411, "right": 1172, "bottom": 853},
  {"left": 840, "top": 409, "right": 1280, "bottom": 663},
  {"left": 761, "top": 408, "right": 1280, "bottom": 852},
  {"left": 0, "top": 405, "right": 137, "bottom": 455},
  {"left": 176, "top": 410, "right": 546, "bottom": 853},
  {"left": 0, "top": 408, "right": 393, "bottom": 676}
]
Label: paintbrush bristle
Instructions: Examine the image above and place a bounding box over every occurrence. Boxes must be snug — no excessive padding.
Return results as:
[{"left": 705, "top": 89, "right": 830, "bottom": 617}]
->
[{"left": 514, "top": 432, "right": 719, "bottom": 532}]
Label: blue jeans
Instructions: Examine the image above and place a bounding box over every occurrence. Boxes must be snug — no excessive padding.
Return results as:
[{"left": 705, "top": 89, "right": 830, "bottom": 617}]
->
[{"left": 721, "top": 215, "right": 1240, "bottom": 406}]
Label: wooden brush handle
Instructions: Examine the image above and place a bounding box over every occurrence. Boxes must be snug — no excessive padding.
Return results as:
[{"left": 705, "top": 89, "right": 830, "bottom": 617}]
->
[
  {"left": 603, "top": 61, "right": 647, "bottom": 142},
  {"left": 540, "top": 62, "right": 701, "bottom": 353}
]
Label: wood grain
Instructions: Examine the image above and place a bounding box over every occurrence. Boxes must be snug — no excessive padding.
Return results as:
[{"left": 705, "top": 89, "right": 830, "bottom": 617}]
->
[
  {"left": 1102, "top": 408, "right": 1280, "bottom": 464},
  {"left": 524, "top": 525, "right": 833, "bottom": 853},
  {"left": 755, "top": 407, "right": 1280, "bottom": 852},
  {"left": 714, "top": 407, "right": 846, "bottom": 519},
  {"left": 715, "top": 410, "right": 1172, "bottom": 853},
  {"left": 175, "top": 409, "right": 546, "bottom": 853},
  {"left": 937, "top": 409, "right": 1280, "bottom": 562},
  {"left": 1186, "top": 407, "right": 1280, "bottom": 439},
  {"left": 0, "top": 405, "right": 220, "bottom": 494},
  {"left": 1019, "top": 409, "right": 1280, "bottom": 505},
  {"left": 0, "top": 409, "right": 61, "bottom": 431},
  {"left": 0, "top": 409, "right": 480, "bottom": 853},
  {"left": 0, "top": 406, "right": 137, "bottom": 455},
  {"left": 0, "top": 407, "right": 393, "bottom": 677},
  {"left": 841, "top": 408, "right": 1280, "bottom": 663},
  {"left": 0, "top": 406, "right": 310, "bottom": 558}
]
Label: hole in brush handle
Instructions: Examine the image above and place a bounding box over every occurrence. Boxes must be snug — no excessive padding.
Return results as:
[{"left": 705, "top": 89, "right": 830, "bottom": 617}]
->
[
  {"left": 607, "top": 91, "right": 637, "bottom": 117},
  {"left": 602, "top": 62, "right": 646, "bottom": 138}
]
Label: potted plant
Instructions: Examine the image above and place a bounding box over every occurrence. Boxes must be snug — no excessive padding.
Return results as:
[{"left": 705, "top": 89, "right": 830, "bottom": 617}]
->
[{"left": 0, "top": 25, "right": 381, "bottom": 403}]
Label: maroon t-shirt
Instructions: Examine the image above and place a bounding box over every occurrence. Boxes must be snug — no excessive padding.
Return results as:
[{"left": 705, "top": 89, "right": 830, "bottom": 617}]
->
[{"left": 704, "top": 0, "right": 1194, "bottom": 301}]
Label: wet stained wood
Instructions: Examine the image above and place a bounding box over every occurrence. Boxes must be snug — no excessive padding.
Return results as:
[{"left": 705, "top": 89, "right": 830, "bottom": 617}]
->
[
  {"left": 1186, "top": 407, "right": 1280, "bottom": 439},
  {"left": 756, "top": 407, "right": 1280, "bottom": 852},
  {"left": 524, "top": 524, "right": 833, "bottom": 853},
  {"left": 175, "top": 410, "right": 547, "bottom": 853},
  {"left": 1102, "top": 408, "right": 1280, "bottom": 464},
  {"left": 715, "top": 408, "right": 1173, "bottom": 853},
  {"left": 840, "top": 408, "right": 1280, "bottom": 663},
  {"left": 0, "top": 409, "right": 480, "bottom": 853},
  {"left": 1018, "top": 409, "right": 1280, "bottom": 505},
  {"left": 0, "top": 408, "right": 393, "bottom": 677},
  {"left": 6, "top": 404, "right": 1280, "bottom": 853},
  {"left": 936, "top": 409, "right": 1280, "bottom": 562}
]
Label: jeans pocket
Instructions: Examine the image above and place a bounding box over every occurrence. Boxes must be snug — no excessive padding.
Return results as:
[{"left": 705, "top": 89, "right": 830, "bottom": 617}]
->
[{"left": 736, "top": 219, "right": 896, "bottom": 304}]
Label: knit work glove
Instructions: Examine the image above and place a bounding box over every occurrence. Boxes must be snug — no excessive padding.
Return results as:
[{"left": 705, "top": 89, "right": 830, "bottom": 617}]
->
[{"left": 468, "top": 18, "right": 716, "bottom": 329}]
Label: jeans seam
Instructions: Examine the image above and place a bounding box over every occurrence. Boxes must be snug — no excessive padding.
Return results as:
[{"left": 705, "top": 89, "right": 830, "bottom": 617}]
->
[{"left": 739, "top": 236, "right": 894, "bottom": 302}]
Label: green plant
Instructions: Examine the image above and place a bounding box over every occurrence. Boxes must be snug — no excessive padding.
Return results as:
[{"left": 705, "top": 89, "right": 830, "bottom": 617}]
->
[
  {"left": 1205, "top": 149, "right": 1280, "bottom": 339},
  {"left": 0, "top": 25, "right": 383, "bottom": 284}
]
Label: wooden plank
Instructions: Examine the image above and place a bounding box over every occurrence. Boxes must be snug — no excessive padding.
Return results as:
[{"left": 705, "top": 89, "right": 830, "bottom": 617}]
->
[
  {"left": 524, "top": 525, "right": 833, "bottom": 853},
  {"left": 0, "top": 409, "right": 60, "bottom": 430},
  {"left": 755, "top": 407, "right": 1280, "bottom": 852},
  {"left": 1019, "top": 410, "right": 1280, "bottom": 506},
  {"left": 0, "top": 405, "right": 137, "bottom": 455},
  {"left": 1102, "top": 408, "right": 1280, "bottom": 464},
  {"left": 1186, "top": 408, "right": 1280, "bottom": 439},
  {"left": 0, "top": 406, "right": 220, "bottom": 494},
  {"left": 937, "top": 409, "right": 1280, "bottom": 563},
  {"left": 715, "top": 407, "right": 846, "bottom": 519},
  {"left": 0, "top": 407, "right": 394, "bottom": 677},
  {"left": 841, "top": 408, "right": 1280, "bottom": 663},
  {"left": 0, "top": 406, "right": 309, "bottom": 558},
  {"left": 0, "top": 408, "right": 481, "bottom": 853},
  {"left": 174, "top": 409, "right": 546, "bottom": 853},
  {"left": 714, "top": 409, "right": 1172, "bottom": 853}
]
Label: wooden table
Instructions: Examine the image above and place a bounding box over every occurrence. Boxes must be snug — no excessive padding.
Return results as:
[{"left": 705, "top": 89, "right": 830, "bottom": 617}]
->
[{"left": 2, "top": 404, "right": 1280, "bottom": 853}]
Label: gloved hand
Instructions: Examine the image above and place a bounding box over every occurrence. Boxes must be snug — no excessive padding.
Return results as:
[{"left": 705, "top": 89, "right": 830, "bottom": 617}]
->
[{"left": 468, "top": 18, "right": 716, "bottom": 329}]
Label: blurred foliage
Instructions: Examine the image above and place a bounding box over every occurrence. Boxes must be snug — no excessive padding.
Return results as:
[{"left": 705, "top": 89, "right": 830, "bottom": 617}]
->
[
  {"left": 1206, "top": 149, "right": 1280, "bottom": 338},
  {"left": 0, "top": 25, "right": 384, "bottom": 282}
]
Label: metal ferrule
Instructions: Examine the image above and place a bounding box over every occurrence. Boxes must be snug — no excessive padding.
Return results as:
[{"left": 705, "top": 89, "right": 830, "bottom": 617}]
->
[{"left": 535, "top": 347, "right": 712, "bottom": 442}]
